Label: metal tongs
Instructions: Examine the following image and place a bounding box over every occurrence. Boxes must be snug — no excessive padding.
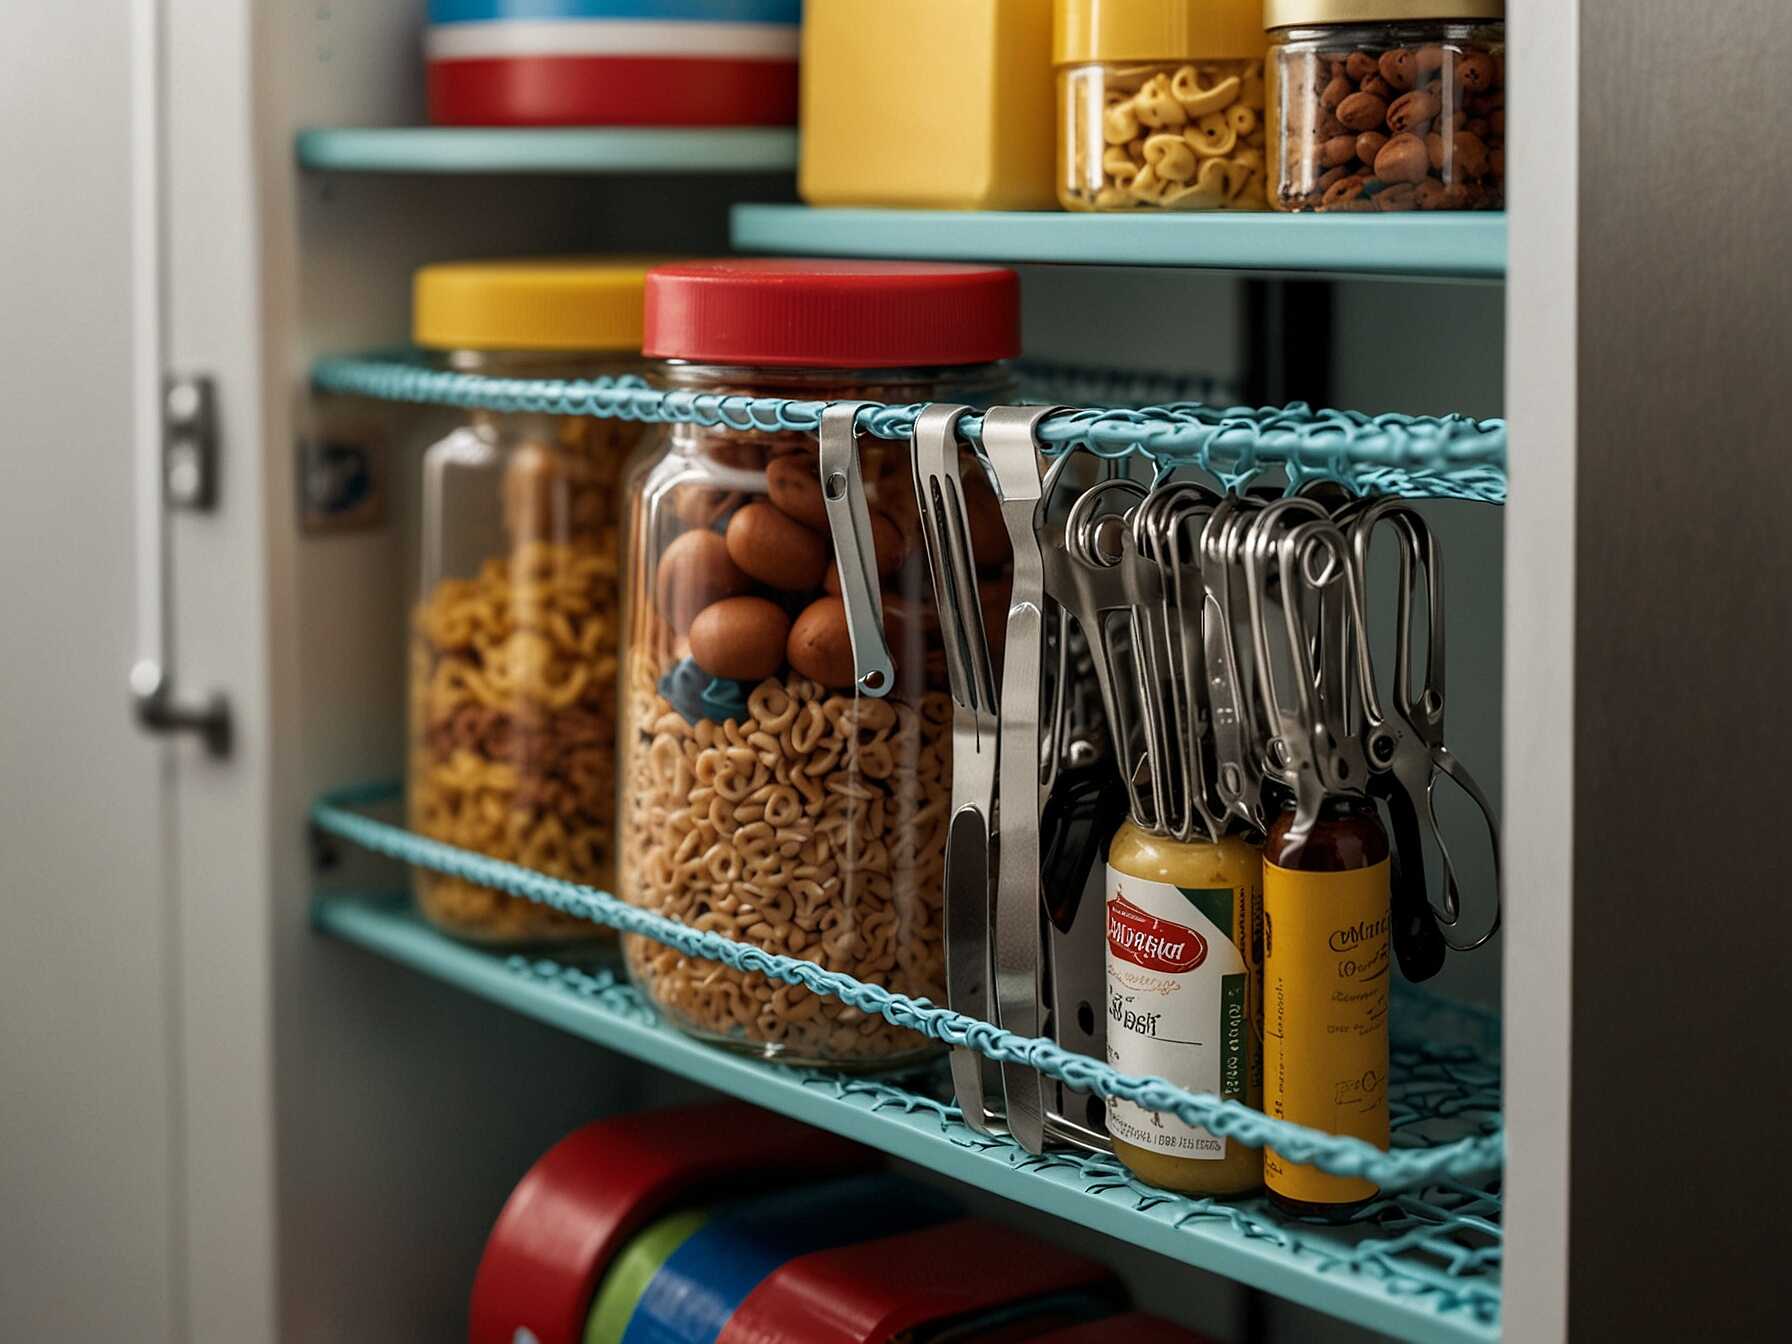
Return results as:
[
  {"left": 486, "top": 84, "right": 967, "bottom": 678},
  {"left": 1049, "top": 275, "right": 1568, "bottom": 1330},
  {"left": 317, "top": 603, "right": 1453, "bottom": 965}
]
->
[
  {"left": 1343, "top": 500, "right": 1502, "bottom": 957},
  {"left": 911, "top": 404, "right": 1006, "bottom": 1134}
]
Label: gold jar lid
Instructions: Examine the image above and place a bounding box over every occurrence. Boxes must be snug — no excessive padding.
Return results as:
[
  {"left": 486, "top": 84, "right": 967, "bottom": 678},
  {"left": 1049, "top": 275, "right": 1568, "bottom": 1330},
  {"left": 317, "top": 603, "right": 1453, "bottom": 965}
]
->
[
  {"left": 1054, "top": 0, "right": 1268, "bottom": 66},
  {"left": 413, "top": 257, "right": 670, "bottom": 353},
  {"left": 1263, "top": 0, "right": 1504, "bottom": 28}
]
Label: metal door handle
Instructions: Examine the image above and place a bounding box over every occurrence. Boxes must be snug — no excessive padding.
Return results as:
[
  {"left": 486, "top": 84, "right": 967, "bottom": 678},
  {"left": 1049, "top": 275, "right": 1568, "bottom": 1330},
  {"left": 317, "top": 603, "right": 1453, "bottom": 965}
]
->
[{"left": 130, "top": 374, "right": 231, "bottom": 756}]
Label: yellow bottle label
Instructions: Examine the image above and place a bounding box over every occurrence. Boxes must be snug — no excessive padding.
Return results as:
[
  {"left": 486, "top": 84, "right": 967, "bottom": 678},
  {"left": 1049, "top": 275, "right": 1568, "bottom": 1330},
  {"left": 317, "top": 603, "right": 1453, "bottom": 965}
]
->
[{"left": 1263, "top": 858, "right": 1391, "bottom": 1207}]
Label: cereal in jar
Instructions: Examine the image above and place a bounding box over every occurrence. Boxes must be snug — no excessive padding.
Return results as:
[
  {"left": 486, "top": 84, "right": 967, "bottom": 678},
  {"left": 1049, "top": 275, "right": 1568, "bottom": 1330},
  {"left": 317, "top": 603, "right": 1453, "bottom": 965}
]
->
[
  {"left": 619, "top": 259, "right": 1021, "bottom": 1067},
  {"left": 408, "top": 258, "right": 658, "bottom": 946}
]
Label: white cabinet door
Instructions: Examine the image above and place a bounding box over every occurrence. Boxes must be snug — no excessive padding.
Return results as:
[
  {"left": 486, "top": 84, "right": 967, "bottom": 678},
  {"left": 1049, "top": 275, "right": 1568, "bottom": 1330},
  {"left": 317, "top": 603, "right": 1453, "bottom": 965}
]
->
[{"left": 0, "top": 1, "right": 178, "bottom": 1337}]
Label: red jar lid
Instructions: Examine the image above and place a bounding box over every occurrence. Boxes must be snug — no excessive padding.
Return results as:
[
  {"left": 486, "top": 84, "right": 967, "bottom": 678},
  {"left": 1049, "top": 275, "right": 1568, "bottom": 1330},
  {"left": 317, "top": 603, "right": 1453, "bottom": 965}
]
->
[{"left": 643, "top": 258, "right": 1021, "bottom": 369}]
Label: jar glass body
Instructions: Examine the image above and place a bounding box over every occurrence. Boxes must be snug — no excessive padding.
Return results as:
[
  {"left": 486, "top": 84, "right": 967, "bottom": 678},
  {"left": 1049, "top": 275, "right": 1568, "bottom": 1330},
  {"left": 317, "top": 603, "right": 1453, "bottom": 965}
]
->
[
  {"left": 1059, "top": 58, "right": 1267, "bottom": 211},
  {"left": 409, "top": 349, "right": 648, "bottom": 947},
  {"left": 1268, "top": 23, "right": 1505, "bottom": 212},
  {"left": 617, "top": 361, "right": 1012, "bottom": 1068}
]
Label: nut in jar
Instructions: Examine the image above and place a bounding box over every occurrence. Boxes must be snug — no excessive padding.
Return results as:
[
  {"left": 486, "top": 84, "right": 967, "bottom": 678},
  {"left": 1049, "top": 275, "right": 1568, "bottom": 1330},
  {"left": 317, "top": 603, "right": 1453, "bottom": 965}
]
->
[
  {"left": 1265, "top": 2, "right": 1506, "bottom": 212},
  {"left": 619, "top": 259, "right": 1021, "bottom": 1068}
]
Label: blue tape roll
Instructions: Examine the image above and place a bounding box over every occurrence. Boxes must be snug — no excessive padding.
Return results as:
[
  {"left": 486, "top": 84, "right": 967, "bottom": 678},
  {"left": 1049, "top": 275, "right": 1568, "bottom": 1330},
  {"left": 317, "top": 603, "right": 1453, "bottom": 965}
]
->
[
  {"left": 429, "top": 1, "right": 802, "bottom": 24},
  {"left": 617, "top": 1175, "right": 957, "bottom": 1344}
]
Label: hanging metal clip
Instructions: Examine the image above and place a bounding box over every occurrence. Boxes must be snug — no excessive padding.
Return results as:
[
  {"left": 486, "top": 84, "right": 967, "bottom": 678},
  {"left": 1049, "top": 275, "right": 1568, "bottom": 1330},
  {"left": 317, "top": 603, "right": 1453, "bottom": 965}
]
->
[{"left": 818, "top": 402, "right": 895, "bottom": 698}]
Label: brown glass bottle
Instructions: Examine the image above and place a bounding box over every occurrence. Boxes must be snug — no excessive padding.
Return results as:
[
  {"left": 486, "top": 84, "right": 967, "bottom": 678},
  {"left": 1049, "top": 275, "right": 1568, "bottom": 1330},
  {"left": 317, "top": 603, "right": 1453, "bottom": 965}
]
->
[{"left": 1262, "top": 795, "right": 1392, "bottom": 1220}]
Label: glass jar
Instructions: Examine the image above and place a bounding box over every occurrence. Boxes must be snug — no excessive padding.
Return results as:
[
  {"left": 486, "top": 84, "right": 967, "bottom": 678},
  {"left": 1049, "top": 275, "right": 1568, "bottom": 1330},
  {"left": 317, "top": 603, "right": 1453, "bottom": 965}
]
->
[
  {"left": 1056, "top": 0, "right": 1270, "bottom": 212},
  {"left": 408, "top": 258, "right": 659, "bottom": 947},
  {"left": 619, "top": 259, "right": 1021, "bottom": 1068},
  {"left": 1265, "top": 1, "right": 1506, "bottom": 212}
]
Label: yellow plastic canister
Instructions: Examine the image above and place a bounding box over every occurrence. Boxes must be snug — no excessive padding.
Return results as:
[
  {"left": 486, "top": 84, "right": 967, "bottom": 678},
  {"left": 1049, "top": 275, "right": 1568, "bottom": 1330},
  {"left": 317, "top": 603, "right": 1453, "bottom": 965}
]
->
[{"left": 799, "top": 0, "right": 1057, "bottom": 211}]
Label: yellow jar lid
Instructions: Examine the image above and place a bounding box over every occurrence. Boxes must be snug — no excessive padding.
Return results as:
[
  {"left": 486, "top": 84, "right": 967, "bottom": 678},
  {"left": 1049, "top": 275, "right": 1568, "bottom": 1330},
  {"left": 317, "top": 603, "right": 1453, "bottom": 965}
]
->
[
  {"left": 1262, "top": 0, "right": 1504, "bottom": 29},
  {"left": 1055, "top": 0, "right": 1268, "bottom": 66},
  {"left": 413, "top": 257, "right": 665, "bottom": 353}
]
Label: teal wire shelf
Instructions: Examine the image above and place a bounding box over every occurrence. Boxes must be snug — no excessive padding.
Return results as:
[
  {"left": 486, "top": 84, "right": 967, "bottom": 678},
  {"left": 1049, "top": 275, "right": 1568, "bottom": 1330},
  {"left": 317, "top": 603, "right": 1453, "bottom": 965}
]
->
[
  {"left": 295, "top": 127, "right": 798, "bottom": 175},
  {"left": 315, "top": 891, "right": 1502, "bottom": 1344},
  {"left": 731, "top": 205, "right": 1506, "bottom": 280}
]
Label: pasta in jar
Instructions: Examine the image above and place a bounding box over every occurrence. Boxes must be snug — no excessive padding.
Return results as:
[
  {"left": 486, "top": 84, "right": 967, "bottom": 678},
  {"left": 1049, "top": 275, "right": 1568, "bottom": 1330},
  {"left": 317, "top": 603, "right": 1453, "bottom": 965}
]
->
[
  {"left": 619, "top": 259, "right": 1020, "bottom": 1067},
  {"left": 407, "top": 259, "right": 656, "bottom": 946}
]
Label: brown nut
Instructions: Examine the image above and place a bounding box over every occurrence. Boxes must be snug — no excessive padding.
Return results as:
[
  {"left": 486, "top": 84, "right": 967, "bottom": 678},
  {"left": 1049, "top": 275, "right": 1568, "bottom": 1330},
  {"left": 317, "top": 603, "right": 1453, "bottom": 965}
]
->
[
  {"left": 1375, "top": 182, "right": 1420, "bottom": 211},
  {"left": 1335, "top": 92, "right": 1388, "bottom": 133},
  {"left": 1387, "top": 88, "right": 1441, "bottom": 134},
  {"left": 1356, "top": 130, "right": 1389, "bottom": 165},
  {"left": 1317, "top": 164, "right": 1351, "bottom": 194},
  {"left": 1378, "top": 48, "right": 1417, "bottom": 92},
  {"left": 1489, "top": 146, "right": 1506, "bottom": 178},
  {"left": 1321, "top": 75, "right": 1352, "bottom": 110},
  {"left": 1346, "top": 51, "right": 1378, "bottom": 81},
  {"left": 1374, "top": 133, "right": 1431, "bottom": 185},
  {"left": 672, "top": 484, "right": 739, "bottom": 531},
  {"left": 765, "top": 454, "right": 828, "bottom": 529},
  {"left": 1453, "top": 130, "right": 1490, "bottom": 178},
  {"left": 1359, "top": 74, "right": 1393, "bottom": 100},
  {"left": 1456, "top": 51, "right": 1497, "bottom": 92},
  {"left": 1489, "top": 107, "right": 1506, "bottom": 136},
  {"left": 1416, "top": 44, "right": 1448, "bottom": 73},
  {"left": 1317, "top": 109, "right": 1347, "bottom": 139},
  {"left": 724, "top": 501, "right": 829, "bottom": 592},
  {"left": 1322, "top": 173, "right": 1368, "bottom": 208},
  {"left": 822, "top": 508, "right": 906, "bottom": 591},
  {"left": 1415, "top": 178, "right": 1451, "bottom": 210},
  {"left": 1322, "top": 134, "right": 1358, "bottom": 168},
  {"left": 687, "top": 596, "right": 791, "bottom": 681},
  {"left": 1426, "top": 132, "right": 1446, "bottom": 171},
  {"left": 786, "top": 596, "right": 857, "bottom": 688},
  {"left": 656, "top": 529, "right": 750, "bottom": 634}
]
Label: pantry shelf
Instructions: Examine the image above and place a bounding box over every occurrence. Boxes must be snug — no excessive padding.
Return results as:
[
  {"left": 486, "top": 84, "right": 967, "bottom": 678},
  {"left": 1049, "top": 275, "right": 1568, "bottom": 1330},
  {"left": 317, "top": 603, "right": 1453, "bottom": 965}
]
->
[
  {"left": 294, "top": 126, "right": 798, "bottom": 175},
  {"left": 316, "top": 890, "right": 1502, "bottom": 1344},
  {"left": 730, "top": 205, "right": 1507, "bottom": 280}
]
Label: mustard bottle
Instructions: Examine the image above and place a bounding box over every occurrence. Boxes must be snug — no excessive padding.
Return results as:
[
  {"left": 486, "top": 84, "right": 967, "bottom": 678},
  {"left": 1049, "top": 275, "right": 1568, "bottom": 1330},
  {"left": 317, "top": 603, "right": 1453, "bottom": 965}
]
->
[
  {"left": 1262, "top": 796, "right": 1392, "bottom": 1217},
  {"left": 1104, "top": 820, "right": 1264, "bottom": 1196}
]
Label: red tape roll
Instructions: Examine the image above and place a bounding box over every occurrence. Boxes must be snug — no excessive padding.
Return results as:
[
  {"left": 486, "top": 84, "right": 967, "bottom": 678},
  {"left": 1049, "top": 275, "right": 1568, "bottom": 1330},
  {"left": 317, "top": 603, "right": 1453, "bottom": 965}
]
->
[
  {"left": 428, "top": 54, "right": 798, "bottom": 127},
  {"left": 469, "top": 1102, "right": 871, "bottom": 1344},
  {"left": 715, "top": 1217, "right": 1119, "bottom": 1344}
]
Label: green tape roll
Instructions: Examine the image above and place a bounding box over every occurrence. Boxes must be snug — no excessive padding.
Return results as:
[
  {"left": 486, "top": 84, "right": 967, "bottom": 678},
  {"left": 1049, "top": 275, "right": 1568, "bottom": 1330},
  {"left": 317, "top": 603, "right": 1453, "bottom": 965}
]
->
[{"left": 584, "top": 1208, "right": 710, "bottom": 1344}]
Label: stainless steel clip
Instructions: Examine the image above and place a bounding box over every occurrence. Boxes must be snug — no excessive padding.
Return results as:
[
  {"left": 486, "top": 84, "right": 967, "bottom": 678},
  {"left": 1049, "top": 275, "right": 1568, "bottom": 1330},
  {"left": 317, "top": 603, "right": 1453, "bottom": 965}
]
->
[{"left": 818, "top": 402, "right": 895, "bottom": 698}]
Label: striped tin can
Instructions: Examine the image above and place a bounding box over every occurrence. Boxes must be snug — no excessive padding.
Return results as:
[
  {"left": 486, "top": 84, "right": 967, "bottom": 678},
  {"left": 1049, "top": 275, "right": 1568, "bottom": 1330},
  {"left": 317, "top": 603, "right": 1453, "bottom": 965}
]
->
[{"left": 426, "top": 1, "right": 802, "bottom": 127}]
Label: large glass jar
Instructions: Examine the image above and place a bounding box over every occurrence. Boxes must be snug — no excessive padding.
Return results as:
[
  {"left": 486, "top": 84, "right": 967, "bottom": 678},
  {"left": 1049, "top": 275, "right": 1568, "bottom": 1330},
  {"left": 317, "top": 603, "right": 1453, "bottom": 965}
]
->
[
  {"left": 408, "top": 259, "right": 657, "bottom": 947},
  {"left": 1265, "top": 1, "right": 1505, "bottom": 212},
  {"left": 619, "top": 259, "right": 1021, "bottom": 1068},
  {"left": 1056, "top": 0, "right": 1270, "bottom": 212}
]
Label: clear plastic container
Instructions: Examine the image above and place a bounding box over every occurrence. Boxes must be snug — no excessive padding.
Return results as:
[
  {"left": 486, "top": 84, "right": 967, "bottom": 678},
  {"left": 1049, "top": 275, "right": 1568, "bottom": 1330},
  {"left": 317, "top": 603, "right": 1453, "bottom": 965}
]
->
[
  {"left": 1056, "top": 0, "right": 1270, "bottom": 211},
  {"left": 1265, "top": 1, "right": 1505, "bottom": 212},
  {"left": 408, "top": 259, "right": 657, "bottom": 947},
  {"left": 618, "top": 259, "right": 1020, "bottom": 1068}
]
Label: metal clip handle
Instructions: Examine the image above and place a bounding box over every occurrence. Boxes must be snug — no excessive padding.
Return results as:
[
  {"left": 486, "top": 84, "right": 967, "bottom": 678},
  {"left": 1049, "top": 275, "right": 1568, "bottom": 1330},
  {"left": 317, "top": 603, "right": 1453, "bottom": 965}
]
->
[
  {"left": 983, "top": 404, "right": 1059, "bottom": 1154},
  {"left": 912, "top": 403, "right": 1005, "bottom": 1136},
  {"left": 818, "top": 403, "right": 895, "bottom": 698}
]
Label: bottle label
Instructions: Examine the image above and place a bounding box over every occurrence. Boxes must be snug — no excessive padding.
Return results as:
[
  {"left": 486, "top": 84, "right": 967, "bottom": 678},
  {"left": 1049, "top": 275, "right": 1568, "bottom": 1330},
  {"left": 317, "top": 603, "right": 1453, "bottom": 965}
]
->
[
  {"left": 1263, "top": 858, "right": 1392, "bottom": 1206},
  {"left": 1104, "top": 868, "right": 1256, "bottom": 1159}
]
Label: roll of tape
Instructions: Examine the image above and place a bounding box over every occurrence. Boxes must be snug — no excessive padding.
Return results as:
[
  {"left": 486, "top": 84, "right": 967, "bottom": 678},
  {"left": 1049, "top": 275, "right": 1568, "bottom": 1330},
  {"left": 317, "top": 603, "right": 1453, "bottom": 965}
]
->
[
  {"left": 470, "top": 1102, "right": 870, "bottom": 1344},
  {"left": 619, "top": 1175, "right": 959, "bottom": 1344},
  {"left": 584, "top": 1209, "right": 710, "bottom": 1344},
  {"left": 717, "top": 1217, "right": 1119, "bottom": 1344}
]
